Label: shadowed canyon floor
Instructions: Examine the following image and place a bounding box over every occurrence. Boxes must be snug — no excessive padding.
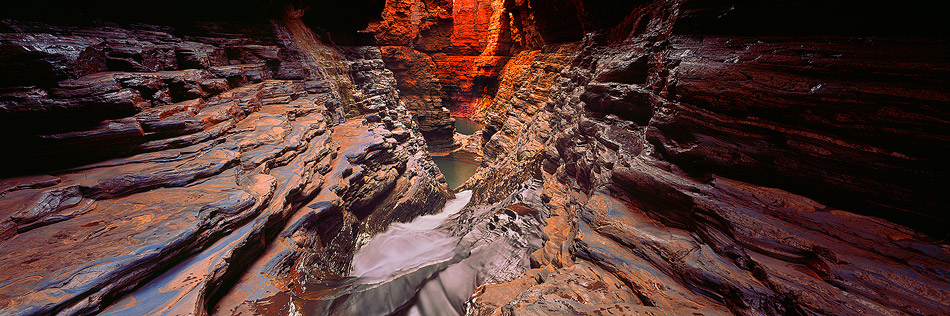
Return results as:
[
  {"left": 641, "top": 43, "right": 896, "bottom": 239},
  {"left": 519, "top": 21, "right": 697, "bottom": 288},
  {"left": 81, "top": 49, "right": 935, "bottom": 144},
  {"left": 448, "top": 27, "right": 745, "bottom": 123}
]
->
[{"left": 2, "top": 0, "right": 950, "bottom": 315}]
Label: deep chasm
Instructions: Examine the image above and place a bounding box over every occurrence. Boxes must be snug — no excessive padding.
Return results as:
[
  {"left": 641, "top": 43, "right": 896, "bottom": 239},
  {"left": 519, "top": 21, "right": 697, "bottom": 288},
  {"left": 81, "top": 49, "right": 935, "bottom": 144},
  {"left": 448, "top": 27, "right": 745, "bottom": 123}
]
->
[{"left": 0, "top": 0, "right": 948, "bottom": 315}]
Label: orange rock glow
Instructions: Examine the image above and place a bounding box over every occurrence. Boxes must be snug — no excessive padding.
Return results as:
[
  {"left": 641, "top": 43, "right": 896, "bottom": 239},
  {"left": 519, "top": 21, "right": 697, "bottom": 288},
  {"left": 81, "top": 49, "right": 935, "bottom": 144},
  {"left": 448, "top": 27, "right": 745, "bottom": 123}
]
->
[{"left": 368, "top": 0, "right": 514, "bottom": 117}]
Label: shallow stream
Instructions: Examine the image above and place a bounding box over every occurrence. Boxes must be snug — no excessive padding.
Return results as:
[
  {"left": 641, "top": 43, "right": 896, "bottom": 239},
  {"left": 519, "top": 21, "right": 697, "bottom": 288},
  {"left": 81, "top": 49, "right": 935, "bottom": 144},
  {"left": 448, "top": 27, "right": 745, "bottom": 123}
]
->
[{"left": 350, "top": 190, "right": 472, "bottom": 280}]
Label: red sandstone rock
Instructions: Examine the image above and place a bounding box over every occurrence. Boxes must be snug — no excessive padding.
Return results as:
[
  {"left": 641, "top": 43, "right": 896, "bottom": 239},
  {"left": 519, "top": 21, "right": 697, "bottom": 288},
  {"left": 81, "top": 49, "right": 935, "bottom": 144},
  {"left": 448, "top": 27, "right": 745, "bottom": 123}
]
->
[
  {"left": 367, "top": 0, "right": 513, "bottom": 132},
  {"left": 463, "top": 1, "right": 950, "bottom": 315},
  {"left": 380, "top": 46, "right": 458, "bottom": 151},
  {"left": 1, "top": 1, "right": 949, "bottom": 316}
]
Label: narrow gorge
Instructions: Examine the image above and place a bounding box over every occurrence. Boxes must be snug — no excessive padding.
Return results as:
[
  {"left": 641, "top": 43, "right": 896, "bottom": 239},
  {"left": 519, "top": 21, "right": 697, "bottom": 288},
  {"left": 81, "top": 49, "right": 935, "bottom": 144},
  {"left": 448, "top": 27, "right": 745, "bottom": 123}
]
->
[{"left": 1, "top": 0, "right": 948, "bottom": 315}]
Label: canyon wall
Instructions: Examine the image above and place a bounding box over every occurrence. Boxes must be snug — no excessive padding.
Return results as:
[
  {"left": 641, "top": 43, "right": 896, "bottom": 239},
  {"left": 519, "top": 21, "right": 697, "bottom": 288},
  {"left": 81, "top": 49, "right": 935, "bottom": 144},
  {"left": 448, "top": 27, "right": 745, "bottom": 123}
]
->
[
  {"left": 0, "top": 0, "right": 948, "bottom": 315},
  {"left": 0, "top": 4, "right": 451, "bottom": 315},
  {"left": 366, "top": 0, "right": 518, "bottom": 152},
  {"left": 458, "top": 0, "right": 950, "bottom": 315}
]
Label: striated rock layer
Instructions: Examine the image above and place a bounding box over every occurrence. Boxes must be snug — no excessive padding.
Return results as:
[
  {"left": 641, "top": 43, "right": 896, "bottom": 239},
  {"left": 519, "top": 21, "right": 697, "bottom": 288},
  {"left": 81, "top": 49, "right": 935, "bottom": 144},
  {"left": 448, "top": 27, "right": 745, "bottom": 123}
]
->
[
  {"left": 1, "top": 0, "right": 948, "bottom": 315},
  {"left": 0, "top": 9, "right": 450, "bottom": 315},
  {"left": 459, "top": 0, "right": 950, "bottom": 315},
  {"left": 366, "top": 0, "right": 517, "bottom": 151}
]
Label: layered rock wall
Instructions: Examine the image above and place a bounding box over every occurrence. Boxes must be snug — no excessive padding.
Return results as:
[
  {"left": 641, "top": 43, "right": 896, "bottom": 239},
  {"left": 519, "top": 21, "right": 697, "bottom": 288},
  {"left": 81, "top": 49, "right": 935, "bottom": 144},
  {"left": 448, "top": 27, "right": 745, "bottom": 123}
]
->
[
  {"left": 460, "top": 0, "right": 950, "bottom": 315},
  {"left": 366, "top": 0, "right": 519, "bottom": 151},
  {"left": 0, "top": 9, "right": 450, "bottom": 315},
  {"left": 0, "top": 18, "right": 342, "bottom": 174},
  {"left": 1, "top": 0, "right": 948, "bottom": 315}
]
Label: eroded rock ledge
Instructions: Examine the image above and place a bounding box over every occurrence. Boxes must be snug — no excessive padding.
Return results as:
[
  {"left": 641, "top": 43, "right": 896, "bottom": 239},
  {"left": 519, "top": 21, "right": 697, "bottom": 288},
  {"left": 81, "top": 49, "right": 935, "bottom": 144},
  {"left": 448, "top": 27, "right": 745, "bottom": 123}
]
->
[
  {"left": 457, "top": 0, "right": 950, "bottom": 315},
  {"left": 0, "top": 14, "right": 449, "bottom": 315}
]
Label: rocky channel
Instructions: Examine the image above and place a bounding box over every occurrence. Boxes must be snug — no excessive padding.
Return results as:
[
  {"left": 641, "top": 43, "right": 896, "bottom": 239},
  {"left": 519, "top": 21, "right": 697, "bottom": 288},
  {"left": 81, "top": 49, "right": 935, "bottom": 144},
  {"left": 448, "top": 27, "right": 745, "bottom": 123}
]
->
[{"left": 1, "top": 0, "right": 948, "bottom": 315}]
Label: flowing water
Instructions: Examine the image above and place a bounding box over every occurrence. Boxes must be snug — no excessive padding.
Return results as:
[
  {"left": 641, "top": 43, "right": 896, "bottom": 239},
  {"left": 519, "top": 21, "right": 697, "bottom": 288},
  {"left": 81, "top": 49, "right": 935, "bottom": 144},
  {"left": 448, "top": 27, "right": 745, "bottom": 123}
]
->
[
  {"left": 309, "top": 191, "right": 475, "bottom": 315},
  {"left": 322, "top": 119, "right": 485, "bottom": 314},
  {"left": 350, "top": 190, "right": 472, "bottom": 280}
]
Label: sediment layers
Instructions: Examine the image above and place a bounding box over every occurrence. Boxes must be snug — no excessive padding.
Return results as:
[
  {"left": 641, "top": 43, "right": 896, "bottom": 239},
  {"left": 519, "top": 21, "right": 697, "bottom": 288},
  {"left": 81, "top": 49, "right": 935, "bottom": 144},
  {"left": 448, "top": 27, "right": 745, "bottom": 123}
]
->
[
  {"left": 460, "top": 1, "right": 950, "bottom": 315},
  {"left": 0, "top": 13, "right": 449, "bottom": 315},
  {"left": 1, "top": 0, "right": 948, "bottom": 315},
  {"left": 366, "top": 0, "right": 518, "bottom": 151}
]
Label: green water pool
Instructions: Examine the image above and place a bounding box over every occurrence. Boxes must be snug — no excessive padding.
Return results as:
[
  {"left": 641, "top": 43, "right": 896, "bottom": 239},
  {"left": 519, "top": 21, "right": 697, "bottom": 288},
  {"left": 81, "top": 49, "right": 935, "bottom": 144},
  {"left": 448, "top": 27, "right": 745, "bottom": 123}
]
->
[
  {"left": 433, "top": 155, "right": 479, "bottom": 190},
  {"left": 453, "top": 117, "right": 483, "bottom": 135}
]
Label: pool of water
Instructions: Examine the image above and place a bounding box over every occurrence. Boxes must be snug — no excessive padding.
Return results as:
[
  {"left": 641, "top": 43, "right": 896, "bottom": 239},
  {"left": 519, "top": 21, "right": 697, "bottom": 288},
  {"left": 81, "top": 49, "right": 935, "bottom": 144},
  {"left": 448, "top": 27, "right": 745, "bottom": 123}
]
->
[
  {"left": 433, "top": 155, "right": 479, "bottom": 190},
  {"left": 453, "top": 117, "right": 483, "bottom": 135}
]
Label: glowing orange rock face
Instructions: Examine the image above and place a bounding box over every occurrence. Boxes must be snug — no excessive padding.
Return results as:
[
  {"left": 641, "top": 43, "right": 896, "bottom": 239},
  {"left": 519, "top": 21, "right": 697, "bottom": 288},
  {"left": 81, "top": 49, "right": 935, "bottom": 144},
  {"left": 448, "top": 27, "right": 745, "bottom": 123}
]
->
[
  {"left": 368, "top": 0, "right": 514, "bottom": 118},
  {"left": 446, "top": 0, "right": 492, "bottom": 54},
  {"left": 440, "top": 0, "right": 512, "bottom": 117},
  {"left": 430, "top": 55, "right": 509, "bottom": 117}
]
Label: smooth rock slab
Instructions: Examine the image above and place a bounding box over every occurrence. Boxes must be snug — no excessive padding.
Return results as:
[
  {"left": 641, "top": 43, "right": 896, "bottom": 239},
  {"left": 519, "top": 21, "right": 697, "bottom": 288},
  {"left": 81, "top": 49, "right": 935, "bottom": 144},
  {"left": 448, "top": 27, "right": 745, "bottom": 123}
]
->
[{"left": 0, "top": 182, "right": 260, "bottom": 315}]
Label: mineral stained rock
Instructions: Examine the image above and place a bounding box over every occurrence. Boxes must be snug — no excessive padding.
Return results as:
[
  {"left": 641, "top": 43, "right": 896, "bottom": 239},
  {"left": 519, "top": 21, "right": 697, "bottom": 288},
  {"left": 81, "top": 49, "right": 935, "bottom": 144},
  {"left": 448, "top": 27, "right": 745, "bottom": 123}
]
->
[
  {"left": 0, "top": 10, "right": 449, "bottom": 315},
  {"left": 460, "top": 0, "right": 950, "bottom": 315},
  {"left": 2, "top": 0, "right": 949, "bottom": 315},
  {"left": 366, "top": 0, "right": 516, "bottom": 152}
]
